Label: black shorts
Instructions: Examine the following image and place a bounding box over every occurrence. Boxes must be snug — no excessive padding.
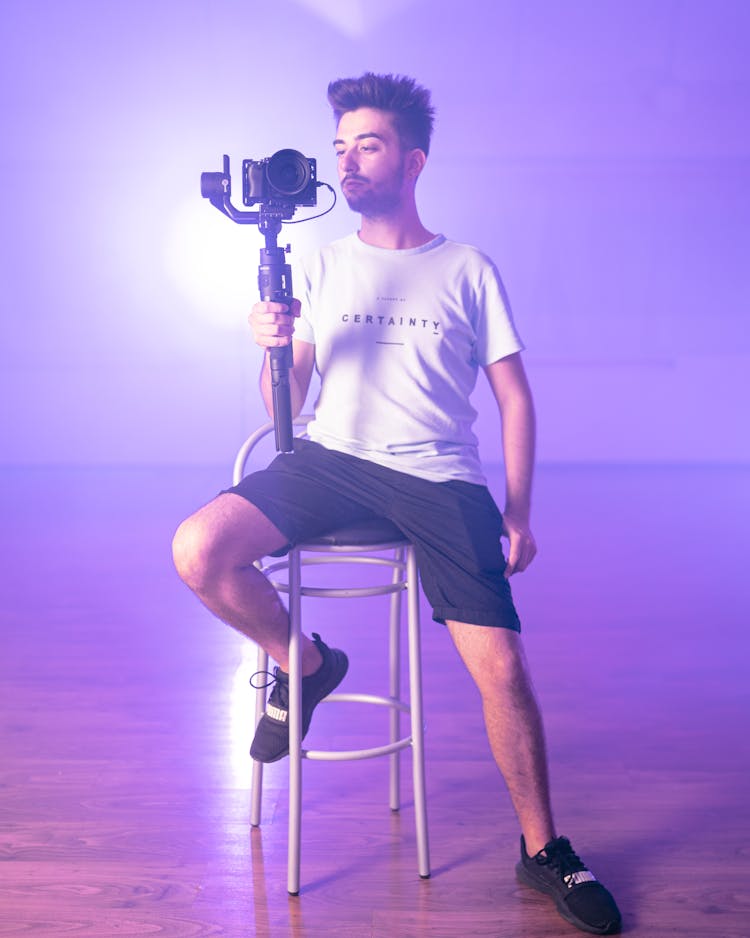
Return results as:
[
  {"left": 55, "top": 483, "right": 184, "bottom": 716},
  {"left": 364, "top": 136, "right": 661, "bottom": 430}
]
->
[{"left": 226, "top": 438, "right": 521, "bottom": 632}]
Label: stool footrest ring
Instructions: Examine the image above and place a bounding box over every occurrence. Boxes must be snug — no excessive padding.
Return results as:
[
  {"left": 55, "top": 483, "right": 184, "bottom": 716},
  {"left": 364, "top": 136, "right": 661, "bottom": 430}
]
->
[
  {"left": 303, "top": 737, "right": 413, "bottom": 761},
  {"left": 323, "top": 691, "right": 411, "bottom": 712},
  {"left": 302, "top": 692, "right": 425, "bottom": 761}
]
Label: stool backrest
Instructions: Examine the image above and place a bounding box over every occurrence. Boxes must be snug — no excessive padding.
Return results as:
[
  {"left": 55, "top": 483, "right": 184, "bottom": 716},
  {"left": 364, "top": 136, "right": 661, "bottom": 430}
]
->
[{"left": 232, "top": 415, "right": 312, "bottom": 487}]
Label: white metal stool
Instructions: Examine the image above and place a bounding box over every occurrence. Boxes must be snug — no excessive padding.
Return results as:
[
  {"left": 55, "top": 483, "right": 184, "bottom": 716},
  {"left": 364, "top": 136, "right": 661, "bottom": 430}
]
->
[{"left": 233, "top": 419, "right": 430, "bottom": 896}]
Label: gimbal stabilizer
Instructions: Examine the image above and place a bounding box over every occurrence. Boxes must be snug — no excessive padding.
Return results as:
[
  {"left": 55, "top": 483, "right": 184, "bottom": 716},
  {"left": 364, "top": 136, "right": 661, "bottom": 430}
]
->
[{"left": 200, "top": 152, "right": 319, "bottom": 453}]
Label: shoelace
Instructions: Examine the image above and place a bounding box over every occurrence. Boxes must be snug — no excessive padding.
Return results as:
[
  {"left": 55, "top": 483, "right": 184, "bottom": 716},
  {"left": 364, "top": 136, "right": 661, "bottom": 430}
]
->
[
  {"left": 250, "top": 667, "right": 289, "bottom": 708},
  {"left": 537, "top": 837, "right": 587, "bottom": 880}
]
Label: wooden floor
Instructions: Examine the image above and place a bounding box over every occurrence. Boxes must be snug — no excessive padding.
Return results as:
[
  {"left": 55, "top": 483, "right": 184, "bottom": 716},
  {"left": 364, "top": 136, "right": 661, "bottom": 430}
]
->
[{"left": 1, "top": 463, "right": 749, "bottom": 937}]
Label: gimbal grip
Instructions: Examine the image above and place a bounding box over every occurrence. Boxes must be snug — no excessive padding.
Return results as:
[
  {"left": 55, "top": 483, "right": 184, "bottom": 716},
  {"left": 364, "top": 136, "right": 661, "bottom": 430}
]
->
[
  {"left": 259, "top": 243, "right": 295, "bottom": 452},
  {"left": 268, "top": 346, "right": 294, "bottom": 453}
]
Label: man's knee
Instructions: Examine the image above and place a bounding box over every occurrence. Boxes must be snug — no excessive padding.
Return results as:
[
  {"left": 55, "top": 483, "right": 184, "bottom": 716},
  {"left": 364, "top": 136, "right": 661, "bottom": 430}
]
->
[
  {"left": 447, "top": 621, "right": 531, "bottom": 694},
  {"left": 171, "top": 494, "right": 287, "bottom": 593},
  {"left": 172, "top": 513, "right": 214, "bottom": 593}
]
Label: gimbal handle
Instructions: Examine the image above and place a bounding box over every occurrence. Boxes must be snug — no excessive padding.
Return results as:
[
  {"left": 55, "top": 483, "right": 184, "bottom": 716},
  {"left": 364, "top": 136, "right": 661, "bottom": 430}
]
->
[{"left": 258, "top": 227, "right": 295, "bottom": 454}]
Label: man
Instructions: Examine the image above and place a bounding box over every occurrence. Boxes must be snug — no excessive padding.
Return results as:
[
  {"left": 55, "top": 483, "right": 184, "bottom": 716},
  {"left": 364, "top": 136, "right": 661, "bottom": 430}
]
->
[{"left": 173, "top": 73, "right": 621, "bottom": 936}]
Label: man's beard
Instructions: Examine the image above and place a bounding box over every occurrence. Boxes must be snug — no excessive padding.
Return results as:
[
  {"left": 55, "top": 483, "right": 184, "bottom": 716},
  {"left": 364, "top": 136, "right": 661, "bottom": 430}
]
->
[{"left": 341, "top": 163, "right": 406, "bottom": 218}]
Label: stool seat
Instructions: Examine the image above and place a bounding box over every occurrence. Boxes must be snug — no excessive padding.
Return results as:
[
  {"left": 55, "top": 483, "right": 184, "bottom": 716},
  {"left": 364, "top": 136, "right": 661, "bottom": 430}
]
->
[{"left": 304, "top": 518, "right": 406, "bottom": 547}]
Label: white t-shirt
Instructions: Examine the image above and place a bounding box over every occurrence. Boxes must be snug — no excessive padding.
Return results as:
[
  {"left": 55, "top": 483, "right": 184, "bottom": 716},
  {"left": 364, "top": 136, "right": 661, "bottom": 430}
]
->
[{"left": 294, "top": 233, "right": 524, "bottom": 485}]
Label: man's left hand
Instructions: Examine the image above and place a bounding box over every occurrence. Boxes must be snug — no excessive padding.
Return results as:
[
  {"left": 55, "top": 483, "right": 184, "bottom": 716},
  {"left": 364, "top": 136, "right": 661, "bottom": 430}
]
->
[{"left": 501, "top": 514, "right": 537, "bottom": 577}]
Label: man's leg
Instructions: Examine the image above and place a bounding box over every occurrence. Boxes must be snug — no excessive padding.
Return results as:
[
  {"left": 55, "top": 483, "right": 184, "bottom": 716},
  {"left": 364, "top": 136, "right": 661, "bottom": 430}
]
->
[
  {"left": 446, "top": 620, "right": 555, "bottom": 856},
  {"left": 172, "top": 492, "right": 321, "bottom": 675},
  {"left": 173, "top": 491, "right": 349, "bottom": 764},
  {"left": 446, "top": 620, "right": 622, "bottom": 934}
]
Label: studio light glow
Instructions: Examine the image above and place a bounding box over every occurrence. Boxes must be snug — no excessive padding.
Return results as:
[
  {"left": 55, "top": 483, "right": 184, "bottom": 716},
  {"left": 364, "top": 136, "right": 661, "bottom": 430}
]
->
[{"left": 164, "top": 197, "right": 260, "bottom": 332}]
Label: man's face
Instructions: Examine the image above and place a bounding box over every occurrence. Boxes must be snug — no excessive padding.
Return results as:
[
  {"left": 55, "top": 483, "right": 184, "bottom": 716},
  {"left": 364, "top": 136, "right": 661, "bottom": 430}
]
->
[{"left": 333, "top": 107, "right": 408, "bottom": 217}]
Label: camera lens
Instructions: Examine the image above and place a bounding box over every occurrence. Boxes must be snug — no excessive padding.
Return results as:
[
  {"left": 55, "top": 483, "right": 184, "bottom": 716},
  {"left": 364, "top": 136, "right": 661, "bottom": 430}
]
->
[{"left": 266, "top": 149, "right": 311, "bottom": 196}]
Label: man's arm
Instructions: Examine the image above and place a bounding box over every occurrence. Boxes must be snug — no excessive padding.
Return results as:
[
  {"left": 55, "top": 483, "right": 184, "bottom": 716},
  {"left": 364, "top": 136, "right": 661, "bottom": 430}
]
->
[
  {"left": 483, "top": 352, "right": 538, "bottom": 577},
  {"left": 250, "top": 299, "right": 316, "bottom": 418}
]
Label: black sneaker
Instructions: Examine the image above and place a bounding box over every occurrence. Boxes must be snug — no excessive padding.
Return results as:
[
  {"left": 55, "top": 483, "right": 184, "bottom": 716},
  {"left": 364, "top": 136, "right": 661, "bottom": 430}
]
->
[
  {"left": 249, "top": 633, "right": 348, "bottom": 764},
  {"left": 516, "top": 835, "right": 622, "bottom": 935}
]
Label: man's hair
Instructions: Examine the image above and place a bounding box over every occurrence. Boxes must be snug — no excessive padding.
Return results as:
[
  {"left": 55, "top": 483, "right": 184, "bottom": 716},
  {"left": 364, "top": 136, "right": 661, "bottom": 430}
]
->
[{"left": 327, "top": 72, "right": 435, "bottom": 156}]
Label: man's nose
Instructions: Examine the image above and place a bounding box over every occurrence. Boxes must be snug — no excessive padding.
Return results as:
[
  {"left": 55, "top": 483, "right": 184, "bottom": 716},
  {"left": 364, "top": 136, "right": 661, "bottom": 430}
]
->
[{"left": 339, "top": 149, "right": 358, "bottom": 174}]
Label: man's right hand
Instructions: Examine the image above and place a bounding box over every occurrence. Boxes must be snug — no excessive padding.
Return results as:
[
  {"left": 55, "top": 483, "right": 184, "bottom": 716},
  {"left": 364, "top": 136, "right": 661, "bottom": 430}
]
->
[{"left": 249, "top": 299, "right": 301, "bottom": 349}]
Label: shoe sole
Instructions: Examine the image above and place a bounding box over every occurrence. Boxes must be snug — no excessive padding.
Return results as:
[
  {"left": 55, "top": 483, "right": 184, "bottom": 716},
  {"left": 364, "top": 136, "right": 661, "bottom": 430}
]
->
[{"left": 516, "top": 862, "right": 622, "bottom": 935}]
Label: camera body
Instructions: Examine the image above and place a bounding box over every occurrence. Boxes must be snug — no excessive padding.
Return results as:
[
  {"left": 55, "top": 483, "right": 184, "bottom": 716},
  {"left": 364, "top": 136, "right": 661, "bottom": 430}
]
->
[{"left": 242, "top": 149, "right": 317, "bottom": 212}]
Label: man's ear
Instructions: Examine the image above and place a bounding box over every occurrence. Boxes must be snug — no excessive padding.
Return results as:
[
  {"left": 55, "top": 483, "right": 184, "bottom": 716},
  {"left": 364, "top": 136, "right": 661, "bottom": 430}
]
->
[{"left": 407, "top": 148, "right": 427, "bottom": 179}]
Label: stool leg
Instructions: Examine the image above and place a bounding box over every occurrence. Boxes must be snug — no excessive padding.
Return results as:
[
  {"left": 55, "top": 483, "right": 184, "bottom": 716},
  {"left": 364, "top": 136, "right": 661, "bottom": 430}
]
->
[
  {"left": 250, "top": 645, "right": 269, "bottom": 827},
  {"left": 287, "top": 547, "right": 303, "bottom": 896},
  {"left": 389, "top": 547, "right": 403, "bottom": 812},
  {"left": 406, "top": 546, "right": 431, "bottom": 878}
]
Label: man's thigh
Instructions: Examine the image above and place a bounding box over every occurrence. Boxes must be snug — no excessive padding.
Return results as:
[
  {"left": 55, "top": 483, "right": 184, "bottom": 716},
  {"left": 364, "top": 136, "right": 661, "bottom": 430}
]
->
[
  {"left": 225, "top": 440, "right": 381, "bottom": 553},
  {"left": 389, "top": 478, "right": 521, "bottom": 632},
  {"left": 175, "top": 493, "right": 289, "bottom": 570}
]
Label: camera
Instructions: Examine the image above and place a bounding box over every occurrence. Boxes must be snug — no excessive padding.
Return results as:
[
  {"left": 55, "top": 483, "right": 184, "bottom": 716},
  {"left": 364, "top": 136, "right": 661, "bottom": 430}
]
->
[{"left": 242, "top": 149, "right": 317, "bottom": 209}]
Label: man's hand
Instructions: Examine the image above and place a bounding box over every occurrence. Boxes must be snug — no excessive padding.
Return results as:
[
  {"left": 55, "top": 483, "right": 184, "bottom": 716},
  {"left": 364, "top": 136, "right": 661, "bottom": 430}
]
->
[
  {"left": 501, "top": 513, "right": 537, "bottom": 578},
  {"left": 249, "top": 298, "right": 301, "bottom": 349}
]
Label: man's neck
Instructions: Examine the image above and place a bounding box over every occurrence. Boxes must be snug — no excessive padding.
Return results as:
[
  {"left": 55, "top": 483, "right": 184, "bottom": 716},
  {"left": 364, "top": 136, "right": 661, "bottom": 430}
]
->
[{"left": 357, "top": 208, "right": 435, "bottom": 250}]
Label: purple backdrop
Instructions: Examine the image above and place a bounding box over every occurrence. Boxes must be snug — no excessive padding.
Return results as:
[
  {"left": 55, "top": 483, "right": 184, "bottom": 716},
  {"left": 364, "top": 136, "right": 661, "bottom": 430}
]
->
[{"left": 1, "top": 0, "right": 748, "bottom": 466}]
